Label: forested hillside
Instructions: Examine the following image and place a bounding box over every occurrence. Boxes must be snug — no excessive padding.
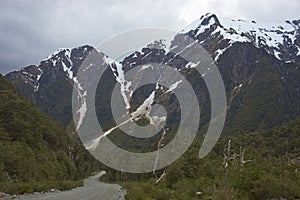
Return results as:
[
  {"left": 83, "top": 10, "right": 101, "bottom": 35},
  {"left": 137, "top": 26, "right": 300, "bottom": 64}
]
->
[
  {"left": 0, "top": 74, "right": 100, "bottom": 194},
  {"left": 105, "top": 117, "right": 300, "bottom": 199}
]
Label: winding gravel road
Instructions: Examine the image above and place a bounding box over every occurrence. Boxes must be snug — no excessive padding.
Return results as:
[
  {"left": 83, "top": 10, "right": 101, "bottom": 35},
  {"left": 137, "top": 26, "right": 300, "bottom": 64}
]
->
[{"left": 7, "top": 172, "right": 125, "bottom": 200}]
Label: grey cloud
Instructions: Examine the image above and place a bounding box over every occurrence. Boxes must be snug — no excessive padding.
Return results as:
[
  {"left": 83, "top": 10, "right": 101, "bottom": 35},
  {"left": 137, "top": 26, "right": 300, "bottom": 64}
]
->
[
  {"left": 209, "top": 0, "right": 300, "bottom": 22},
  {"left": 0, "top": 0, "right": 187, "bottom": 74}
]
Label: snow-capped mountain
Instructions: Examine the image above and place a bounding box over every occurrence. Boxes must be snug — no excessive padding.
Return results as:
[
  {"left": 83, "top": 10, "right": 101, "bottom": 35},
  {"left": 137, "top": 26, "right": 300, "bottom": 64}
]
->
[
  {"left": 180, "top": 13, "right": 300, "bottom": 63},
  {"left": 5, "top": 13, "right": 300, "bottom": 134},
  {"left": 6, "top": 46, "right": 93, "bottom": 94},
  {"left": 5, "top": 45, "right": 97, "bottom": 126}
]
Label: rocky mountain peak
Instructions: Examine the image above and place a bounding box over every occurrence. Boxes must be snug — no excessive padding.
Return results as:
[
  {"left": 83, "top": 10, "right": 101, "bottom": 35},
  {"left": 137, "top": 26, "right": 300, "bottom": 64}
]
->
[
  {"left": 180, "top": 13, "right": 300, "bottom": 62},
  {"left": 5, "top": 45, "right": 95, "bottom": 95}
]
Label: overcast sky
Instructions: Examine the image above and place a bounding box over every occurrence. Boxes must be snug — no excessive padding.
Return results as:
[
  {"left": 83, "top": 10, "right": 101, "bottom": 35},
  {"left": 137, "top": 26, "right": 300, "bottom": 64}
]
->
[{"left": 0, "top": 0, "right": 299, "bottom": 75}]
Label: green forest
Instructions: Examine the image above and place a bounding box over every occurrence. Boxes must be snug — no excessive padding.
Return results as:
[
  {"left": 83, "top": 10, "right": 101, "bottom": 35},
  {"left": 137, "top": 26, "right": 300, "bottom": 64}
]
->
[
  {"left": 0, "top": 75, "right": 100, "bottom": 194},
  {"left": 102, "top": 117, "right": 300, "bottom": 199}
]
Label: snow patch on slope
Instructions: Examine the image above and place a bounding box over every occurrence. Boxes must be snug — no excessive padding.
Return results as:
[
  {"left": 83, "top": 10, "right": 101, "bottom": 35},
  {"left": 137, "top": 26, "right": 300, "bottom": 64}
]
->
[
  {"left": 184, "top": 61, "right": 201, "bottom": 68},
  {"left": 62, "top": 61, "right": 74, "bottom": 79},
  {"left": 34, "top": 68, "right": 44, "bottom": 92},
  {"left": 296, "top": 45, "right": 300, "bottom": 56},
  {"left": 165, "top": 80, "right": 182, "bottom": 93},
  {"left": 104, "top": 56, "right": 133, "bottom": 110},
  {"left": 46, "top": 48, "right": 70, "bottom": 59},
  {"left": 147, "top": 38, "right": 173, "bottom": 52}
]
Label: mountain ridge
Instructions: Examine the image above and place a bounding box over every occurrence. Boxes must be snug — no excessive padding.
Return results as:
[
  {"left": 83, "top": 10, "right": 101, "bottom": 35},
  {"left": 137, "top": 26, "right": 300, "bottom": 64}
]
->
[
  {"left": 5, "top": 13, "right": 300, "bottom": 134},
  {"left": 180, "top": 13, "right": 300, "bottom": 63}
]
